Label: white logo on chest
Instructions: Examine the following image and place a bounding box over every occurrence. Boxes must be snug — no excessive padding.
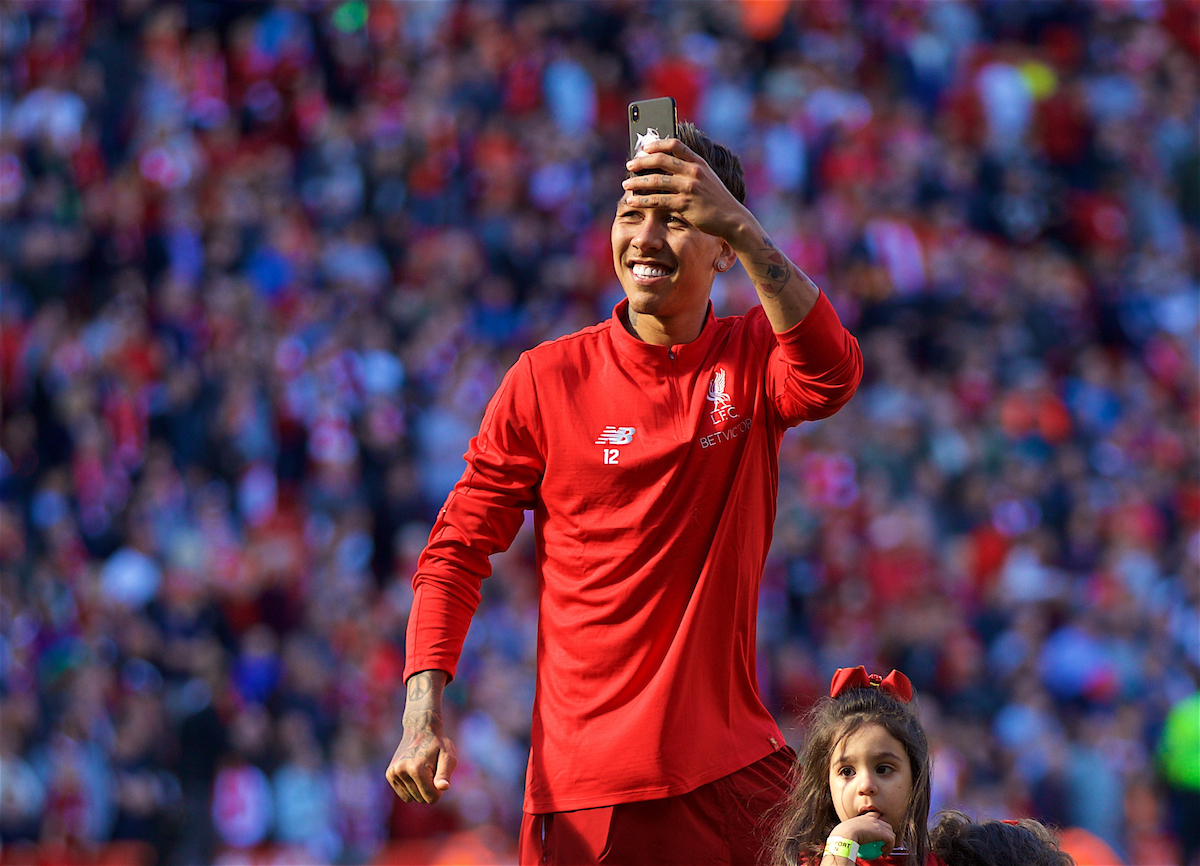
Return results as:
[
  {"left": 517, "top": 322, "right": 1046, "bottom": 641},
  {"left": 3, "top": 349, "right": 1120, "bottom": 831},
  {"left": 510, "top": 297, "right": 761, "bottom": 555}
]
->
[
  {"left": 707, "top": 368, "right": 739, "bottom": 424},
  {"left": 595, "top": 426, "right": 635, "bottom": 465},
  {"left": 595, "top": 426, "right": 635, "bottom": 445}
]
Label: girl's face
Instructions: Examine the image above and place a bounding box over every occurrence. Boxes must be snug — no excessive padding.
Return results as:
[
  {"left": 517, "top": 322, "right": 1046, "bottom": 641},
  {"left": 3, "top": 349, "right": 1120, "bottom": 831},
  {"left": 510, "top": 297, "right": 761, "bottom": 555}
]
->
[{"left": 828, "top": 723, "right": 913, "bottom": 834}]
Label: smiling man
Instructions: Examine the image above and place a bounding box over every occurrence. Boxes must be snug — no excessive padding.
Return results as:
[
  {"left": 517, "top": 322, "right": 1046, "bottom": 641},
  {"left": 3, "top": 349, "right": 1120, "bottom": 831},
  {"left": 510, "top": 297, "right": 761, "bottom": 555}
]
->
[{"left": 386, "top": 121, "right": 863, "bottom": 864}]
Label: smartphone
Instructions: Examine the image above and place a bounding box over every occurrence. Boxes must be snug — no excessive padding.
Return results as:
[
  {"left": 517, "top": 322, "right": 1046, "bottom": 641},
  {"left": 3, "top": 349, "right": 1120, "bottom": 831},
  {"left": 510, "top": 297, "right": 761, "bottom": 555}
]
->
[{"left": 628, "top": 97, "right": 677, "bottom": 161}]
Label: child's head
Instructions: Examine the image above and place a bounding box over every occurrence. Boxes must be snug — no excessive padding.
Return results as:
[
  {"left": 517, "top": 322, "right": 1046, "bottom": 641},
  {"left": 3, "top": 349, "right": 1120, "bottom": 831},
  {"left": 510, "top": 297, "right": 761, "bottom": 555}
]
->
[
  {"left": 929, "top": 811, "right": 1076, "bottom": 866},
  {"left": 770, "top": 667, "right": 931, "bottom": 865},
  {"left": 827, "top": 722, "right": 914, "bottom": 841}
]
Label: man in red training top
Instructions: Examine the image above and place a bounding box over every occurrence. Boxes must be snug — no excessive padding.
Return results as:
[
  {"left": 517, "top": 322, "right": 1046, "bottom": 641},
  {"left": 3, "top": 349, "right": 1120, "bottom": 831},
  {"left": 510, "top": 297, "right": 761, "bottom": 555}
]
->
[{"left": 386, "top": 121, "right": 863, "bottom": 864}]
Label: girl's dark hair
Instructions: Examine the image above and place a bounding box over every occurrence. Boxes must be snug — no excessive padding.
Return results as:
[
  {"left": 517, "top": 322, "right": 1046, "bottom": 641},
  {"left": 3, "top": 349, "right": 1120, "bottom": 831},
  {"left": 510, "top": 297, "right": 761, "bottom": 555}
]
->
[
  {"left": 929, "top": 811, "right": 1076, "bottom": 866},
  {"left": 769, "top": 686, "right": 931, "bottom": 866}
]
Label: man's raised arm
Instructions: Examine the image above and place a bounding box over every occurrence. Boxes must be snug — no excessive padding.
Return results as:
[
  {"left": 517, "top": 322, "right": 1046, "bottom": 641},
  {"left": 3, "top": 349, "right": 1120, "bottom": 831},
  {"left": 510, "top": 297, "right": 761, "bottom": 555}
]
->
[
  {"left": 622, "top": 136, "right": 821, "bottom": 333},
  {"left": 623, "top": 135, "right": 861, "bottom": 421}
]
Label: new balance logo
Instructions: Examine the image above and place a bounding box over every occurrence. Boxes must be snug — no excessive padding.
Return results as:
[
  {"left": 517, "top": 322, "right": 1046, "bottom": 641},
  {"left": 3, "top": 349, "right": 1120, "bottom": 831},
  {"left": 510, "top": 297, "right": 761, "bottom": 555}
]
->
[{"left": 595, "top": 426, "right": 636, "bottom": 445}]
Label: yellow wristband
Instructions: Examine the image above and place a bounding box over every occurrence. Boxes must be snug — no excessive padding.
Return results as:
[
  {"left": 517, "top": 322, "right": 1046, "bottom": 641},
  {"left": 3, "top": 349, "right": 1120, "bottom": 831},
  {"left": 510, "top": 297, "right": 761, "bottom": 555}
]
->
[{"left": 825, "top": 836, "right": 860, "bottom": 862}]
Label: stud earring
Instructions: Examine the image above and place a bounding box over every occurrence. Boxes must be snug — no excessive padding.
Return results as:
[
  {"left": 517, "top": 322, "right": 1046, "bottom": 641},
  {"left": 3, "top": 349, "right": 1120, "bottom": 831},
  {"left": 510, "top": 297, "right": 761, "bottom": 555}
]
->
[{"left": 716, "top": 261, "right": 727, "bottom": 271}]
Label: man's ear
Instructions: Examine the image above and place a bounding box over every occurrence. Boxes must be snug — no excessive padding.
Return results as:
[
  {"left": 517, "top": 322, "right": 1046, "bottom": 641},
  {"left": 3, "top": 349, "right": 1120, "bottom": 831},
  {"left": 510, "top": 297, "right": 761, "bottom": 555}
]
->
[{"left": 715, "top": 241, "right": 736, "bottom": 273}]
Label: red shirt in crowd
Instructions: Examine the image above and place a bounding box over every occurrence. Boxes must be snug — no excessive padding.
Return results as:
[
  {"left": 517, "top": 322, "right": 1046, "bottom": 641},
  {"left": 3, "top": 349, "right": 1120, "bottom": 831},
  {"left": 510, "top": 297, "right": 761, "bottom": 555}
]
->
[{"left": 405, "top": 292, "right": 862, "bottom": 813}]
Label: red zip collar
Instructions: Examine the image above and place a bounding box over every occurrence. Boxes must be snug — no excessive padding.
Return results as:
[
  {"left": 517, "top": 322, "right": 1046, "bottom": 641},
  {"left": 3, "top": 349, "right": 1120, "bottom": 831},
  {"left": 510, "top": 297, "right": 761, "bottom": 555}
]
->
[{"left": 608, "top": 299, "right": 720, "bottom": 366}]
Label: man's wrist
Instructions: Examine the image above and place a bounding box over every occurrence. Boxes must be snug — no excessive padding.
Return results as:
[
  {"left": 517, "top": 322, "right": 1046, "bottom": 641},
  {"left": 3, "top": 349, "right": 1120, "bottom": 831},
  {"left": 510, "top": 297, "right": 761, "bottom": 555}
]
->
[
  {"left": 725, "top": 213, "right": 763, "bottom": 256},
  {"left": 406, "top": 670, "right": 447, "bottom": 706}
]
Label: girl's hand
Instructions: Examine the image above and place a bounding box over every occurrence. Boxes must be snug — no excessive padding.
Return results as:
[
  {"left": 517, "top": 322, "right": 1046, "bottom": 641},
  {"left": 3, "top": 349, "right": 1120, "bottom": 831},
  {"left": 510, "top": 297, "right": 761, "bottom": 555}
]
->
[{"left": 829, "top": 814, "right": 896, "bottom": 853}]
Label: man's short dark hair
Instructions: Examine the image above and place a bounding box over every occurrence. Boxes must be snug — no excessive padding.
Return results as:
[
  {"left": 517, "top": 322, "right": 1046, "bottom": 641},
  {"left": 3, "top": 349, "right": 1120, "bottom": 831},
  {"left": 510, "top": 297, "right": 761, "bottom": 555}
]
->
[{"left": 678, "top": 121, "right": 746, "bottom": 205}]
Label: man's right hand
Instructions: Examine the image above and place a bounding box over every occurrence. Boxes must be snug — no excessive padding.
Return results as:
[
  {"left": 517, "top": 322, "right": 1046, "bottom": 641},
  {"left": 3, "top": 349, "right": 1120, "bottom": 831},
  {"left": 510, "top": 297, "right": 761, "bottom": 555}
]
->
[{"left": 385, "top": 669, "right": 457, "bottom": 803}]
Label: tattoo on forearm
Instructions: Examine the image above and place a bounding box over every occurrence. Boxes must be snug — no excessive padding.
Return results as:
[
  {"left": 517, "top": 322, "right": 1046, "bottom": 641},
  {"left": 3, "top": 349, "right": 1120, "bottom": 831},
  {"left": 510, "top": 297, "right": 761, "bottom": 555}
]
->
[
  {"left": 408, "top": 672, "right": 432, "bottom": 701},
  {"left": 402, "top": 707, "right": 441, "bottom": 730},
  {"left": 747, "top": 233, "right": 794, "bottom": 299},
  {"left": 404, "top": 673, "right": 442, "bottom": 736}
]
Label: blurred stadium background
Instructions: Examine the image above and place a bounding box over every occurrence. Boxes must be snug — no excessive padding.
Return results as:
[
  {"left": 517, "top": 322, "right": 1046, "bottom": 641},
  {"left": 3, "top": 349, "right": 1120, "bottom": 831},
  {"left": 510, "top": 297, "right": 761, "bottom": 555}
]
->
[{"left": 0, "top": 0, "right": 1197, "bottom": 864}]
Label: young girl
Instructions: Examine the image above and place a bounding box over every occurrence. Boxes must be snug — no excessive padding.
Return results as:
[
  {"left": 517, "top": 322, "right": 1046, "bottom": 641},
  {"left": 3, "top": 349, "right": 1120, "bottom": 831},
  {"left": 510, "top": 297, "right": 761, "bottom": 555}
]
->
[
  {"left": 770, "top": 666, "right": 941, "bottom": 865},
  {"left": 929, "top": 811, "right": 1076, "bottom": 866}
]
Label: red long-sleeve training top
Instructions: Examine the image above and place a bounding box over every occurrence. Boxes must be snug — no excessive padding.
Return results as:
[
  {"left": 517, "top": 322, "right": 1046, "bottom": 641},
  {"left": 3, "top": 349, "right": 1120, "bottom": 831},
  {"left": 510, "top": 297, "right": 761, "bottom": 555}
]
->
[{"left": 404, "top": 291, "right": 862, "bottom": 813}]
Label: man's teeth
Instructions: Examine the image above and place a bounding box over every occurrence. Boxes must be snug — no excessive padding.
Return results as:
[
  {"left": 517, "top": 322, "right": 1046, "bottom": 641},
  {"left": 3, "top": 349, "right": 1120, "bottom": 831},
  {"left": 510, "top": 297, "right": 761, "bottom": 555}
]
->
[{"left": 633, "top": 264, "right": 670, "bottom": 278}]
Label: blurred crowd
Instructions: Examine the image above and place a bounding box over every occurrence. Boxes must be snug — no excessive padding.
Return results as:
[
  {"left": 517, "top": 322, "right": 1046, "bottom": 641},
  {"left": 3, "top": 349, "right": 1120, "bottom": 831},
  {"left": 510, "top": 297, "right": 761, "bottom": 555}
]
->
[{"left": 0, "top": 0, "right": 1197, "bottom": 864}]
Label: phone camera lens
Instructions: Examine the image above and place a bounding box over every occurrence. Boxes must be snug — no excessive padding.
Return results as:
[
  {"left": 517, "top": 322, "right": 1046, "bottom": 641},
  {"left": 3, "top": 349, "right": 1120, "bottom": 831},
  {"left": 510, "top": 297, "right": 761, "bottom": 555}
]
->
[{"left": 631, "top": 106, "right": 639, "bottom": 120}]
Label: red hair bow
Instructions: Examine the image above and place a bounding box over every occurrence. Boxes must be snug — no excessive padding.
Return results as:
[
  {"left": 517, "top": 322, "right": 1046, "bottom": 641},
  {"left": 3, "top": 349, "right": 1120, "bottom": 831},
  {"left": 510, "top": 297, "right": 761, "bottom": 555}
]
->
[{"left": 829, "top": 666, "right": 914, "bottom": 703}]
